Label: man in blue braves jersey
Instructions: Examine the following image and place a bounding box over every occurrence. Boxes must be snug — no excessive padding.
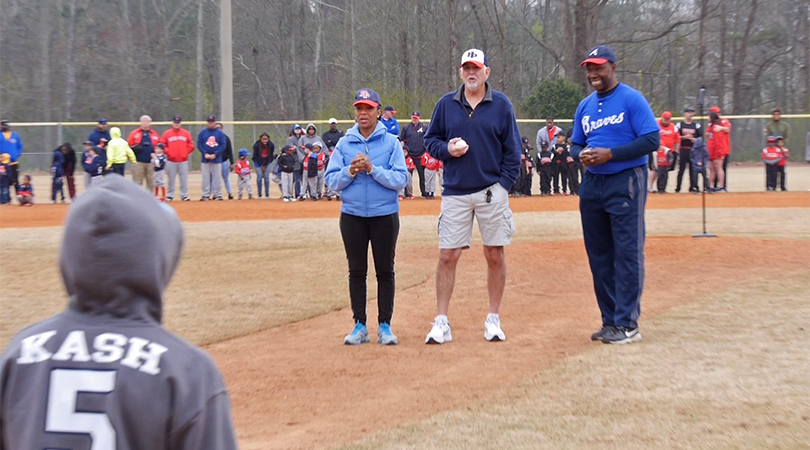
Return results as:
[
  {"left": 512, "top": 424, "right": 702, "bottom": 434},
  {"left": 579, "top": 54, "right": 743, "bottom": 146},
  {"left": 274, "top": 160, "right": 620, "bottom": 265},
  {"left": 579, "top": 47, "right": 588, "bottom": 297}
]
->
[{"left": 570, "top": 45, "right": 660, "bottom": 345}]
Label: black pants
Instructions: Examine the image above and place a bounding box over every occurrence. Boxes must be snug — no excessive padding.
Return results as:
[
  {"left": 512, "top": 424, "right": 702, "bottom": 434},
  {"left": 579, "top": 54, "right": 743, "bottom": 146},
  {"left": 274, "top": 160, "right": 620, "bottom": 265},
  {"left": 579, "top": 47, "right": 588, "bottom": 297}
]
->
[
  {"left": 657, "top": 167, "right": 669, "bottom": 192},
  {"left": 340, "top": 212, "right": 400, "bottom": 325},
  {"left": 765, "top": 164, "right": 778, "bottom": 190},
  {"left": 715, "top": 155, "right": 729, "bottom": 189},
  {"left": 691, "top": 169, "right": 709, "bottom": 191},
  {"left": 523, "top": 172, "right": 533, "bottom": 196},
  {"left": 539, "top": 167, "right": 552, "bottom": 194},
  {"left": 568, "top": 165, "right": 580, "bottom": 194},
  {"left": 8, "top": 163, "right": 18, "bottom": 195},
  {"left": 776, "top": 166, "right": 786, "bottom": 190},
  {"left": 553, "top": 163, "right": 567, "bottom": 193},
  {"left": 411, "top": 155, "right": 427, "bottom": 197},
  {"left": 111, "top": 163, "right": 126, "bottom": 176},
  {"left": 675, "top": 149, "right": 694, "bottom": 192}
]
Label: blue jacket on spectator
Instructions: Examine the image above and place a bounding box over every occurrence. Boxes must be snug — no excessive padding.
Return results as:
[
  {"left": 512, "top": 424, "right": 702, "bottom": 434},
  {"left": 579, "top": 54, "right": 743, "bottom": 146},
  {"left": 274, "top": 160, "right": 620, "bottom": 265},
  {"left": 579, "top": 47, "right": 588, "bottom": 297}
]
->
[
  {"left": 690, "top": 137, "right": 709, "bottom": 172},
  {"left": 0, "top": 130, "right": 23, "bottom": 163},
  {"left": 196, "top": 128, "right": 226, "bottom": 164},
  {"left": 87, "top": 129, "right": 112, "bottom": 147},
  {"left": 51, "top": 150, "right": 65, "bottom": 178},
  {"left": 325, "top": 121, "right": 408, "bottom": 218},
  {"left": 424, "top": 81, "right": 521, "bottom": 195}
]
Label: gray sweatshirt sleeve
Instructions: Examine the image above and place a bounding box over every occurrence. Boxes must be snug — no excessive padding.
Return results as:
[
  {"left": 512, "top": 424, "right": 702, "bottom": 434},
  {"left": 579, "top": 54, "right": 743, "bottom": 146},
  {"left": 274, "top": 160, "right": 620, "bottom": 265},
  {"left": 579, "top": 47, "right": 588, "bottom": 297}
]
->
[{"left": 169, "top": 392, "right": 239, "bottom": 450}]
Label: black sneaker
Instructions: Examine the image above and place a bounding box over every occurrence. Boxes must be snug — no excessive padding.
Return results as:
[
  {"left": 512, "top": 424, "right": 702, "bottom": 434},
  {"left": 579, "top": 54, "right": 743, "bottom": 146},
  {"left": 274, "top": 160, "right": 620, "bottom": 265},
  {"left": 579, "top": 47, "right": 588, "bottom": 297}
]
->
[
  {"left": 591, "top": 325, "right": 616, "bottom": 341},
  {"left": 182, "top": 197, "right": 190, "bottom": 202},
  {"left": 228, "top": 194, "right": 233, "bottom": 200},
  {"left": 601, "top": 326, "right": 642, "bottom": 344},
  {"left": 199, "top": 197, "right": 207, "bottom": 201},
  {"left": 215, "top": 197, "right": 223, "bottom": 201}
]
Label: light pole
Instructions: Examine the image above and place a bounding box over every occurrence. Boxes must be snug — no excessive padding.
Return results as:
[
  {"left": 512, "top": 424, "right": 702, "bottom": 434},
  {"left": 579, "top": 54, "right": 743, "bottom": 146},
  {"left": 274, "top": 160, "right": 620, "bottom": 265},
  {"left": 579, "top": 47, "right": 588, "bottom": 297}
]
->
[
  {"left": 693, "top": 85, "right": 716, "bottom": 238},
  {"left": 220, "top": 0, "right": 234, "bottom": 140}
]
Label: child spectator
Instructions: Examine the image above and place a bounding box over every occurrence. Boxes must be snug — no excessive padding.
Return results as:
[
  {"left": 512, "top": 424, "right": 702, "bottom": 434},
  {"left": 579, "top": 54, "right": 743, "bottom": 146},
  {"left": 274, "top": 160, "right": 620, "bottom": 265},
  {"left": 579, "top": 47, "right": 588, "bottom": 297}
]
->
[
  {"left": 776, "top": 136, "right": 789, "bottom": 191},
  {"left": 400, "top": 146, "right": 415, "bottom": 200},
  {"left": 521, "top": 137, "right": 533, "bottom": 196},
  {"left": 421, "top": 151, "right": 439, "bottom": 199},
  {"left": 0, "top": 153, "right": 9, "bottom": 205},
  {"left": 689, "top": 137, "right": 709, "bottom": 193},
  {"left": 324, "top": 146, "right": 343, "bottom": 200},
  {"left": 762, "top": 136, "right": 782, "bottom": 191},
  {"left": 153, "top": 143, "right": 167, "bottom": 201},
  {"left": 656, "top": 144, "right": 672, "bottom": 193},
  {"left": 82, "top": 143, "right": 105, "bottom": 187},
  {"left": 252, "top": 132, "right": 275, "bottom": 198},
  {"left": 278, "top": 144, "right": 296, "bottom": 202},
  {"left": 16, "top": 174, "right": 34, "bottom": 206},
  {"left": 303, "top": 142, "right": 327, "bottom": 201},
  {"left": 51, "top": 147, "right": 67, "bottom": 204},
  {"left": 235, "top": 148, "right": 254, "bottom": 199},
  {"left": 106, "top": 127, "right": 136, "bottom": 176},
  {"left": 535, "top": 142, "right": 553, "bottom": 196},
  {"left": 552, "top": 133, "right": 569, "bottom": 195}
]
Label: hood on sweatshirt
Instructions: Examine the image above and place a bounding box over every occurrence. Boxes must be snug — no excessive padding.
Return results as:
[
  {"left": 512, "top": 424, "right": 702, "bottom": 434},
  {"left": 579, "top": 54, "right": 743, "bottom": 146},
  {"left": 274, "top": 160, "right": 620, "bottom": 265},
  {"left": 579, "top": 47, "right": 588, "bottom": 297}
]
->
[
  {"left": 60, "top": 174, "right": 184, "bottom": 323},
  {"left": 110, "top": 127, "right": 122, "bottom": 139},
  {"left": 306, "top": 122, "right": 318, "bottom": 135}
]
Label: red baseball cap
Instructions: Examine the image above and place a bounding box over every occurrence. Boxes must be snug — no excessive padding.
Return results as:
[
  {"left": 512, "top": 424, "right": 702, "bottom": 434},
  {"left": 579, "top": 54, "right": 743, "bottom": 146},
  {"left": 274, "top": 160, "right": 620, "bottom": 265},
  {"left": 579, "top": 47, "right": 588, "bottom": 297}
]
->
[
  {"left": 709, "top": 106, "right": 721, "bottom": 113},
  {"left": 661, "top": 111, "right": 672, "bottom": 119}
]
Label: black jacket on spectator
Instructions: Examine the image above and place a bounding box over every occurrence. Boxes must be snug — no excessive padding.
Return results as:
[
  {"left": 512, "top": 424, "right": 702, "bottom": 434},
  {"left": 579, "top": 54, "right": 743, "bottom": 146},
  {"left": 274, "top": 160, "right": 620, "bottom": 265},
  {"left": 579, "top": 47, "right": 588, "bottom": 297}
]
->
[
  {"left": 322, "top": 129, "right": 344, "bottom": 150},
  {"left": 222, "top": 135, "right": 234, "bottom": 165},
  {"left": 277, "top": 153, "right": 295, "bottom": 173},
  {"left": 60, "top": 146, "right": 76, "bottom": 176},
  {"left": 400, "top": 121, "right": 428, "bottom": 157},
  {"left": 252, "top": 139, "right": 276, "bottom": 168}
]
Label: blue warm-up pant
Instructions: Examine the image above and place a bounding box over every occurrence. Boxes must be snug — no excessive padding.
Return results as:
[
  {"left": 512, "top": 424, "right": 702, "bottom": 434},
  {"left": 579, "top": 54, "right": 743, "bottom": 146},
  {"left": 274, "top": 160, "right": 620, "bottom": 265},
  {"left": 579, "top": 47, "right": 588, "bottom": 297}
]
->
[{"left": 578, "top": 165, "right": 647, "bottom": 329}]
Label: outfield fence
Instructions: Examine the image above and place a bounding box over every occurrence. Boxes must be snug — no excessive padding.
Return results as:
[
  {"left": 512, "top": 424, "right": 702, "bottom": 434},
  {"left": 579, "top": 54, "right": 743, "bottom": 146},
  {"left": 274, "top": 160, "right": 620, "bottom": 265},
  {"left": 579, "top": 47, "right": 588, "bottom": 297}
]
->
[{"left": 8, "top": 115, "right": 809, "bottom": 171}]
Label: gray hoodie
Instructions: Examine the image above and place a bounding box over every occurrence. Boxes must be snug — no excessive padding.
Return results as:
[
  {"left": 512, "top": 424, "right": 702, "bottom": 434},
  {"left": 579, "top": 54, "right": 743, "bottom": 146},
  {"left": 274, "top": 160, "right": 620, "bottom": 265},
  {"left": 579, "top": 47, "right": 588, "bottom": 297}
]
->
[
  {"left": 298, "top": 123, "right": 322, "bottom": 162},
  {"left": 0, "top": 174, "right": 238, "bottom": 450}
]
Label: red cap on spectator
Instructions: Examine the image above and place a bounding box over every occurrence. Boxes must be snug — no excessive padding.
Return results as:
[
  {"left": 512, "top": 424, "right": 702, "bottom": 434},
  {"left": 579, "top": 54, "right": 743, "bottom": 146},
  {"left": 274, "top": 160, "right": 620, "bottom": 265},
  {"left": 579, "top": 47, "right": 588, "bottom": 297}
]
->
[
  {"left": 709, "top": 106, "right": 721, "bottom": 113},
  {"left": 661, "top": 111, "right": 672, "bottom": 119}
]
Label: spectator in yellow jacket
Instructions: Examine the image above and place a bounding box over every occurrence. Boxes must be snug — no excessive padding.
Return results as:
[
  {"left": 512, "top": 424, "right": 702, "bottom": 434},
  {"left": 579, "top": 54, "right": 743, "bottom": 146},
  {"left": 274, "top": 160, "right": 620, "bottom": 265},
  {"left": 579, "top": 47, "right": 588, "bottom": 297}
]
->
[{"left": 106, "top": 127, "right": 136, "bottom": 176}]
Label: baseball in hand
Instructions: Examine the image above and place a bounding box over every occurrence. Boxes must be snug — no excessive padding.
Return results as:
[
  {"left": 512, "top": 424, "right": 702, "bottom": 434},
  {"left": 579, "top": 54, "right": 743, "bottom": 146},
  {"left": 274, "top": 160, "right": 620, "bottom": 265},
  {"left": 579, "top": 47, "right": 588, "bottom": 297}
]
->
[{"left": 457, "top": 139, "right": 468, "bottom": 149}]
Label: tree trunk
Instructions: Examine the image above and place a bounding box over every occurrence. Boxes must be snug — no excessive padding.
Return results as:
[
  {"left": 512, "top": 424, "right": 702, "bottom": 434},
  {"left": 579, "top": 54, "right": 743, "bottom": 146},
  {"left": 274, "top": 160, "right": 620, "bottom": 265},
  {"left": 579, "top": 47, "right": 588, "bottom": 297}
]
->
[
  {"left": 448, "top": 0, "right": 459, "bottom": 91},
  {"left": 120, "top": 0, "right": 137, "bottom": 116},
  {"left": 65, "top": 0, "right": 79, "bottom": 120},
  {"left": 799, "top": 2, "right": 810, "bottom": 111},
  {"left": 350, "top": 0, "right": 357, "bottom": 90},
  {"left": 718, "top": 0, "right": 727, "bottom": 109},
  {"left": 195, "top": 0, "right": 204, "bottom": 121},
  {"left": 731, "top": 0, "right": 757, "bottom": 114},
  {"left": 39, "top": 3, "right": 52, "bottom": 138},
  {"left": 313, "top": 2, "right": 324, "bottom": 111}
]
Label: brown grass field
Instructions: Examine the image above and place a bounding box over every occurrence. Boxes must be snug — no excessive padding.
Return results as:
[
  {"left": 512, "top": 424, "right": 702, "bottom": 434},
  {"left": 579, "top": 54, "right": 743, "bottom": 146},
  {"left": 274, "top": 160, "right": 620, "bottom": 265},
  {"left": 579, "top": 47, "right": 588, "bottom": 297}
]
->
[{"left": 0, "top": 166, "right": 808, "bottom": 449}]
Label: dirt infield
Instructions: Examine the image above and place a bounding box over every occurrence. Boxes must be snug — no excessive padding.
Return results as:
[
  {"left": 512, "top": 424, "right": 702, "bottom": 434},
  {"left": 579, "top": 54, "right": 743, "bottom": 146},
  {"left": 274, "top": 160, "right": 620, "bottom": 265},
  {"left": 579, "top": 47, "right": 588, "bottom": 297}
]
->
[
  {"left": 1, "top": 191, "right": 808, "bottom": 229},
  {"left": 211, "top": 236, "right": 809, "bottom": 450}
]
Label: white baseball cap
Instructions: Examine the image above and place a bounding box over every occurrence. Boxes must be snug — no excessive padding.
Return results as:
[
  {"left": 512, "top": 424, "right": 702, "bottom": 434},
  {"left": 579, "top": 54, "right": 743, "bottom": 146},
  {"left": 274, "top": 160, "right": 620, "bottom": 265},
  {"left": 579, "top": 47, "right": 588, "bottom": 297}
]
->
[
  {"left": 460, "top": 48, "right": 488, "bottom": 68},
  {"left": 328, "top": 117, "right": 337, "bottom": 124}
]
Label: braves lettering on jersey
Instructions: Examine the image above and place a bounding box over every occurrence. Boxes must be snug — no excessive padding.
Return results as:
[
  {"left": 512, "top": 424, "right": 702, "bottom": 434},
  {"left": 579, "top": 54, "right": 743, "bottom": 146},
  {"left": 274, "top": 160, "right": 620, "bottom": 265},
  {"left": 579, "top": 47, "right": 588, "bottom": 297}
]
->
[{"left": 571, "top": 83, "right": 660, "bottom": 175}]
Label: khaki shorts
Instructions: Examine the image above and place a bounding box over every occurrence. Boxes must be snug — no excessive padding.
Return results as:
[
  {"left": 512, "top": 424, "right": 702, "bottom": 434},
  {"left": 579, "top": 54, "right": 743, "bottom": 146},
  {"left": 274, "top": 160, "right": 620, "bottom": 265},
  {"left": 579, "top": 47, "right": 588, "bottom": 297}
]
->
[{"left": 438, "top": 183, "right": 515, "bottom": 249}]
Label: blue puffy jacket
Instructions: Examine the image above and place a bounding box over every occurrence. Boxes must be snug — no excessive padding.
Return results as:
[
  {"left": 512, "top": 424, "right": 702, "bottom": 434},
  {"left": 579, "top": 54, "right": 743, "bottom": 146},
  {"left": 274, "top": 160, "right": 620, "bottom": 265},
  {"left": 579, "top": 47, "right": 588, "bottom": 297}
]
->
[{"left": 325, "top": 121, "right": 408, "bottom": 218}]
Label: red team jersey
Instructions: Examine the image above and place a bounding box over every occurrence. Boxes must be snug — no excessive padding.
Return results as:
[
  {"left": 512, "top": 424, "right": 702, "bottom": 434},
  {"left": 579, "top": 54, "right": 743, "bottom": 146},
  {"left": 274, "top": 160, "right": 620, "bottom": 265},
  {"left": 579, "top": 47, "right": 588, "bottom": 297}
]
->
[
  {"left": 235, "top": 159, "right": 251, "bottom": 176},
  {"left": 405, "top": 156, "right": 415, "bottom": 171},
  {"left": 421, "top": 153, "right": 439, "bottom": 171},
  {"left": 658, "top": 121, "right": 679, "bottom": 151}
]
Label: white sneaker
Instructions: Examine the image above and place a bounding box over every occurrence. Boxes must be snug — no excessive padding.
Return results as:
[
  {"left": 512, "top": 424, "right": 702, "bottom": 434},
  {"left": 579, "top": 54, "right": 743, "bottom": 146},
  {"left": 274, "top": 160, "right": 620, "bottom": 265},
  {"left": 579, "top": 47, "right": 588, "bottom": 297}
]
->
[
  {"left": 283, "top": 197, "right": 290, "bottom": 202},
  {"left": 484, "top": 314, "right": 506, "bottom": 341},
  {"left": 425, "top": 316, "right": 452, "bottom": 344},
  {"left": 290, "top": 197, "right": 297, "bottom": 202}
]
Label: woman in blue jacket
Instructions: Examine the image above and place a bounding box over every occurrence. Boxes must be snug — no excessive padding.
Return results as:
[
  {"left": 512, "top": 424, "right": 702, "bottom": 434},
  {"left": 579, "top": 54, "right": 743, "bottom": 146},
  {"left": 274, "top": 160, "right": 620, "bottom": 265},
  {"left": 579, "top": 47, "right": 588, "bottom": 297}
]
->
[{"left": 325, "top": 88, "right": 408, "bottom": 346}]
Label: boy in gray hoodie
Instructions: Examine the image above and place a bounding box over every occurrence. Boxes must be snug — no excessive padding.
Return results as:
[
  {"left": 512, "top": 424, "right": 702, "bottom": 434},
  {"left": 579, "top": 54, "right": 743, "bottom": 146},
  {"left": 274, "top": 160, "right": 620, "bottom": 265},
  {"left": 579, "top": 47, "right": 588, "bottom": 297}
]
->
[{"left": 0, "top": 175, "right": 238, "bottom": 449}]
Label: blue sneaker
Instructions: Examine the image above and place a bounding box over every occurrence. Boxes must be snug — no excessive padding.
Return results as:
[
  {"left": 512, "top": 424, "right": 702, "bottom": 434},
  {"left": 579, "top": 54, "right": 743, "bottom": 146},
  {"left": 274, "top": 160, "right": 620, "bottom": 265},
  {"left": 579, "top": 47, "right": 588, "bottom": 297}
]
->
[
  {"left": 377, "top": 323, "right": 398, "bottom": 345},
  {"left": 344, "top": 322, "right": 369, "bottom": 345}
]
